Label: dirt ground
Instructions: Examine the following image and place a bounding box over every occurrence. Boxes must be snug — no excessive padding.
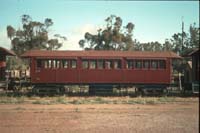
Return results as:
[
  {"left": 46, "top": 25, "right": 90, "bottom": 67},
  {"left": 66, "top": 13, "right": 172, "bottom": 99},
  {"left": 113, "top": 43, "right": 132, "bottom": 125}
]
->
[{"left": 0, "top": 98, "right": 199, "bottom": 133}]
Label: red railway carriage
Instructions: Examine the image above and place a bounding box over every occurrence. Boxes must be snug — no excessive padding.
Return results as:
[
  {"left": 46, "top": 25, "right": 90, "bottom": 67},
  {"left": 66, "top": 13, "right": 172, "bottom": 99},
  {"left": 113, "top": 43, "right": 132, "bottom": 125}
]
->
[{"left": 21, "top": 50, "right": 180, "bottom": 94}]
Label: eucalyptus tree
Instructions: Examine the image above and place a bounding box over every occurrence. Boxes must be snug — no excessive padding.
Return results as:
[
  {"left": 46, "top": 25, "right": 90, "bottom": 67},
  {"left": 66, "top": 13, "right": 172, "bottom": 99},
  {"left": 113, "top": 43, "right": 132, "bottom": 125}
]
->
[
  {"left": 79, "top": 15, "right": 135, "bottom": 51},
  {"left": 189, "top": 23, "right": 199, "bottom": 49},
  {"left": 6, "top": 14, "right": 66, "bottom": 56}
]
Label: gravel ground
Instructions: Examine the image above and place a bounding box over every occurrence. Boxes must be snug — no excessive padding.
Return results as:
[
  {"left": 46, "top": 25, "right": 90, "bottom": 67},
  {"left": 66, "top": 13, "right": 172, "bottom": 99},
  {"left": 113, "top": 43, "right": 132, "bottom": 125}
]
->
[{"left": 0, "top": 98, "right": 199, "bottom": 133}]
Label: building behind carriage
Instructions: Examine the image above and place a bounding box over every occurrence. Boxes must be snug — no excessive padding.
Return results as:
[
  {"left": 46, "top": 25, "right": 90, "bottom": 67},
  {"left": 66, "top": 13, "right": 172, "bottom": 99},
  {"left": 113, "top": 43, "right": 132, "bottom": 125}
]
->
[{"left": 0, "top": 47, "right": 16, "bottom": 81}]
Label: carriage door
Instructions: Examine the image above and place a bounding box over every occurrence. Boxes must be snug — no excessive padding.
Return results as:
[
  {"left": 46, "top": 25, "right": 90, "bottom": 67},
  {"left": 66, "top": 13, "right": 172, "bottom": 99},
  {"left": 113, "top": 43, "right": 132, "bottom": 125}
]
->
[{"left": 35, "top": 59, "right": 56, "bottom": 83}]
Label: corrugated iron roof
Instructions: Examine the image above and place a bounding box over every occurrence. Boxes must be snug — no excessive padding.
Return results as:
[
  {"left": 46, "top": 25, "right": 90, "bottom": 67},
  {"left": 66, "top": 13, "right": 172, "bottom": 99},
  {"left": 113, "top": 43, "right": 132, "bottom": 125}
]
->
[
  {"left": 21, "top": 50, "right": 181, "bottom": 59},
  {"left": 188, "top": 48, "right": 199, "bottom": 56},
  {"left": 0, "top": 47, "right": 16, "bottom": 56}
]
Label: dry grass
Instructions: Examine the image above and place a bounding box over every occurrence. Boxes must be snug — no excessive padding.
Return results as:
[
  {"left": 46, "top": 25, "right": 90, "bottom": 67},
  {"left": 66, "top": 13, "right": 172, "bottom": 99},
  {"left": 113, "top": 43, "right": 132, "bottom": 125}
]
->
[{"left": 0, "top": 95, "right": 198, "bottom": 105}]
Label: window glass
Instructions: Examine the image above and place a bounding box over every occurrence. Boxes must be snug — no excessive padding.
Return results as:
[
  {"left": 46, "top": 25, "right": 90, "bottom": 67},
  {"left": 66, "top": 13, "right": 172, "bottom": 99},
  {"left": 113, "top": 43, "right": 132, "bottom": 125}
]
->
[
  {"left": 82, "top": 60, "right": 89, "bottom": 69},
  {"left": 159, "top": 60, "right": 166, "bottom": 69},
  {"left": 63, "top": 60, "right": 68, "bottom": 68},
  {"left": 114, "top": 60, "right": 121, "bottom": 69},
  {"left": 127, "top": 60, "right": 134, "bottom": 69},
  {"left": 90, "top": 60, "right": 96, "bottom": 69},
  {"left": 44, "top": 60, "right": 48, "bottom": 68},
  {"left": 60, "top": 60, "right": 63, "bottom": 68},
  {"left": 135, "top": 60, "right": 142, "bottom": 69},
  {"left": 143, "top": 60, "right": 150, "bottom": 69},
  {"left": 151, "top": 60, "right": 158, "bottom": 69},
  {"left": 105, "top": 60, "right": 112, "bottom": 69},
  {"left": 71, "top": 60, "right": 77, "bottom": 68},
  {"left": 37, "top": 60, "right": 42, "bottom": 68},
  {"left": 48, "top": 60, "right": 52, "bottom": 68},
  {"left": 56, "top": 60, "right": 61, "bottom": 68},
  {"left": 52, "top": 60, "right": 56, "bottom": 68},
  {"left": 97, "top": 60, "right": 104, "bottom": 69}
]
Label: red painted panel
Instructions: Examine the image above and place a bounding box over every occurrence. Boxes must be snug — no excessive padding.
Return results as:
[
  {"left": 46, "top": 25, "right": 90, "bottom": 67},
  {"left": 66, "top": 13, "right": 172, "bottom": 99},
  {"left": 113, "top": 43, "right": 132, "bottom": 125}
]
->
[
  {"left": 123, "top": 70, "right": 145, "bottom": 83},
  {"left": 56, "top": 69, "right": 78, "bottom": 83},
  {"left": 32, "top": 68, "right": 56, "bottom": 83},
  {"left": 123, "top": 69, "right": 170, "bottom": 84},
  {"left": 31, "top": 66, "right": 171, "bottom": 84},
  {"left": 32, "top": 68, "right": 79, "bottom": 83},
  {"left": 79, "top": 69, "right": 123, "bottom": 83}
]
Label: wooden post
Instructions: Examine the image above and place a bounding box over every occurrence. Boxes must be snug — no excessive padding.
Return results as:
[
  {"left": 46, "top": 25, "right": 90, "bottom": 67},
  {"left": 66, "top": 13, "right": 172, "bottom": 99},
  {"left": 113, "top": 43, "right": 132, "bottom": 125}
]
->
[{"left": 179, "top": 72, "right": 182, "bottom": 91}]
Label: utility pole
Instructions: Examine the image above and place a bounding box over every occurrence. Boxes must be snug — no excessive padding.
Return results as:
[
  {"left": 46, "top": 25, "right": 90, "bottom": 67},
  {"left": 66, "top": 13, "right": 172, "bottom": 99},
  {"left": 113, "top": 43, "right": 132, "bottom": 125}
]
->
[
  {"left": 180, "top": 17, "right": 184, "bottom": 89},
  {"left": 181, "top": 16, "right": 184, "bottom": 52}
]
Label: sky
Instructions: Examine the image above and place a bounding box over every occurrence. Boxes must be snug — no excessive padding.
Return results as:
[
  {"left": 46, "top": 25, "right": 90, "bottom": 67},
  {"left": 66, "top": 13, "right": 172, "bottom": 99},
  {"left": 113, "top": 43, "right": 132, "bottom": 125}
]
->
[{"left": 0, "top": 0, "right": 199, "bottom": 50}]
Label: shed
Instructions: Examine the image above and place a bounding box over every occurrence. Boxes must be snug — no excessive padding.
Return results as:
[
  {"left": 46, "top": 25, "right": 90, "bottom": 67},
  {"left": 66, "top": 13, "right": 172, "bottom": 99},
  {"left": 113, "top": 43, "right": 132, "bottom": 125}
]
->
[
  {"left": 188, "top": 49, "right": 199, "bottom": 82},
  {"left": 188, "top": 49, "right": 199, "bottom": 93},
  {"left": 0, "top": 47, "right": 15, "bottom": 80}
]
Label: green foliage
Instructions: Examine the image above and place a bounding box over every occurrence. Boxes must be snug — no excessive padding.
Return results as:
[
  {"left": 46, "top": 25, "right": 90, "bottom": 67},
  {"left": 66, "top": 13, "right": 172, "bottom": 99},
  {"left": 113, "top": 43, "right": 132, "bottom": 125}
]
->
[
  {"left": 79, "top": 15, "right": 135, "bottom": 51},
  {"left": 163, "top": 22, "right": 199, "bottom": 55},
  {"left": 7, "top": 14, "right": 66, "bottom": 56},
  {"left": 189, "top": 23, "right": 199, "bottom": 48},
  {"left": 6, "top": 56, "right": 27, "bottom": 70},
  {"left": 135, "top": 41, "right": 163, "bottom": 51}
]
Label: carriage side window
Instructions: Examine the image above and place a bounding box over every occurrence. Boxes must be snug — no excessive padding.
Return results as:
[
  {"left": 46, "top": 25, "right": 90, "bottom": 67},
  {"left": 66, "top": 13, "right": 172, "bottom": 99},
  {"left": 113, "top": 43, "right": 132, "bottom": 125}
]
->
[
  {"left": 90, "top": 60, "right": 96, "bottom": 69},
  {"left": 56, "top": 60, "right": 61, "bottom": 68},
  {"left": 63, "top": 60, "right": 68, "bottom": 68},
  {"left": 82, "top": 60, "right": 89, "bottom": 69},
  {"left": 60, "top": 60, "right": 63, "bottom": 68},
  {"left": 97, "top": 60, "right": 104, "bottom": 69},
  {"left": 143, "top": 60, "right": 150, "bottom": 69},
  {"left": 44, "top": 60, "right": 48, "bottom": 68},
  {"left": 127, "top": 60, "right": 134, "bottom": 69},
  {"left": 105, "top": 60, "right": 112, "bottom": 69},
  {"left": 114, "top": 60, "right": 121, "bottom": 69},
  {"left": 52, "top": 60, "right": 56, "bottom": 68},
  {"left": 36, "top": 59, "right": 42, "bottom": 69},
  {"left": 135, "top": 60, "right": 142, "bottom": 69},
  {"left": 159, "top": 60, "right": 166, "bottom": 69},
  {"left": 151, "top": 60, "right": 158, "bottom": 69},
  {"left": 71, "top": 60, "right": 77, "bottom": 68},
  {"left": 48, "top": 60, "right": 52, "bottom": 68}
]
